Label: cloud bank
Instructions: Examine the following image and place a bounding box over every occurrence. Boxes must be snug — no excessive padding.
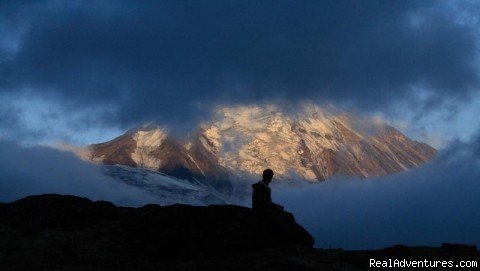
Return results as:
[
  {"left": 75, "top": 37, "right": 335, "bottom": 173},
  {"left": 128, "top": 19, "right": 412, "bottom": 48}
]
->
[
  {"left": 1, "top": 0, "right": 479, "bottom": 137},
  {"left": 275, "top": 131, "right": 480, "bottom": 249},
  {"left": 0, "top": 140, "right": 158, "bottom": 206}
]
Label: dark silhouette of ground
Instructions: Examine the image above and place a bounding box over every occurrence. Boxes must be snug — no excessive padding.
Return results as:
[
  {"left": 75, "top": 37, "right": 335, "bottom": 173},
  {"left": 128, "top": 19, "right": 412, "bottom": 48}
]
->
[{"left": 0, "top": 194, "right": 478, "bottom": 270}]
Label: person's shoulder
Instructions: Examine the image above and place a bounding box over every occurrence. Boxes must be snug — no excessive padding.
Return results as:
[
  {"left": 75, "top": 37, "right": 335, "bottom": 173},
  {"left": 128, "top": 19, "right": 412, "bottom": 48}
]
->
[{"left": 252, "top": 181, "right": 263, "bottom": 189}]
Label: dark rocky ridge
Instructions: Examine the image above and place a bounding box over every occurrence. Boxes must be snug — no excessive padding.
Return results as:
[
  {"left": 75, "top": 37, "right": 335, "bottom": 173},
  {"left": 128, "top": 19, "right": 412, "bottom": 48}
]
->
[
  {"left": 1, "top": 195, "right": 478, "bottom": 270},
  {"left": 0, "top": 194, "right": 312, "bottom": 270}
]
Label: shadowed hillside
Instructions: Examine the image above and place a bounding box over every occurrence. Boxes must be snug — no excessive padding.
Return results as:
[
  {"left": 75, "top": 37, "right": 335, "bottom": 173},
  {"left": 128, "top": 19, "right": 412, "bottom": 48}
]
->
[{"left": 0, "top": 195, "right": 477, "bottom": 270}]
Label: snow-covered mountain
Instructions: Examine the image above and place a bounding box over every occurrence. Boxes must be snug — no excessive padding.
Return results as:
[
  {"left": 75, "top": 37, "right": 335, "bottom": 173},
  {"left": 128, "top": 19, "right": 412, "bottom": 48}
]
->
[{"left": 77, "top": 104, "right": 436, "bottom": 182}]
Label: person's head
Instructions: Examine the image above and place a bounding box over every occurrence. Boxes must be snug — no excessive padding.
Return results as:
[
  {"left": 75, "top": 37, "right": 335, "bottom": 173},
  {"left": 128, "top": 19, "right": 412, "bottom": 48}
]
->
[{"left": 262, "top": 168, "right": 274, "bottom": 184}]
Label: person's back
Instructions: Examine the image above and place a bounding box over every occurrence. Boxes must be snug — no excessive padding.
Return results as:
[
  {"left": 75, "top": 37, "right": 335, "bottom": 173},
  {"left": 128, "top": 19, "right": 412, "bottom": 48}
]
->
[
  {"left": 251, "top": 169, "right": 283, "bottom": 211},
  {"left": 252, "top": 180, "right": 273, "bottom": 210}
]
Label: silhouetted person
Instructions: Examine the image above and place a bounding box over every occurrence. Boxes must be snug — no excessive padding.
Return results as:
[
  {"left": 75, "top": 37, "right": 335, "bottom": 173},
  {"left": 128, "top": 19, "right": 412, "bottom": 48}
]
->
[
  {"left": 252, "top": 169, "right": 284, "bottom": 211},
  {"left": 252, "top": 169, "right": 296, "bottom": 226},
  {"left": 251, "top": 169, "right": 315, "bottom": 247}
]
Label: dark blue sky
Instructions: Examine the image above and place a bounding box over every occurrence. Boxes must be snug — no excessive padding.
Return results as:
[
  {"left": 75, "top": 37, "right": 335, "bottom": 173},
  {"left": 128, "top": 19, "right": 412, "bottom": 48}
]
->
[{"left": 0, "top": 0, "right": 479, "bottom": 145}]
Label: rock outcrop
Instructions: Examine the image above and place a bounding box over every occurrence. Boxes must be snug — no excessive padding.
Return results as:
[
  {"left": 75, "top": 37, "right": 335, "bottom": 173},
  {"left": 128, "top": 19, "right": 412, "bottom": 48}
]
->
[
  {"left": 0, "top": 194, "right": 313, "bottom": 270},
  {"left": 0, "top": 194, "right": 478, "bottom": 270}
]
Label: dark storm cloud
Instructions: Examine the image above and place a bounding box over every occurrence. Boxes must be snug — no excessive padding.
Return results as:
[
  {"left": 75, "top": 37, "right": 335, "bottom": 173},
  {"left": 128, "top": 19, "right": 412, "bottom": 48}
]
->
[
  {"left": 275, "top": 132, "right": 480, "bottom": 249},
  {"left": 1, "top": 0, "right": 479, "bottom": 132}
]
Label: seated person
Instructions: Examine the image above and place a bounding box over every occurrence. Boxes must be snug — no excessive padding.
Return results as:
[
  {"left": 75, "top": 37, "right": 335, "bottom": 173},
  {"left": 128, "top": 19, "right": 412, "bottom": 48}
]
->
[
  {"left": 252, "top": 168, "right": 284, "bottom": 211},
  {"left": 252, "top": 168, "right": 296, "bottom": 225},
  {"left": 251, "top": 168, "right": 314, "bottom": 246}
]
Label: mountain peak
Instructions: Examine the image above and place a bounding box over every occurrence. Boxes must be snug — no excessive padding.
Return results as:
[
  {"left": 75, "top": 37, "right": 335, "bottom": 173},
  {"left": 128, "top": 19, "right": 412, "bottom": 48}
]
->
[{"left": 83, "top": 104, "right": 436, "bottom": 182}]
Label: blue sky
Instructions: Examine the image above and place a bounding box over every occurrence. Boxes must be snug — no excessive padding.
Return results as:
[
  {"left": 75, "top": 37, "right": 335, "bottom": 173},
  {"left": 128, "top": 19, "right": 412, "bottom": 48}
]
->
[{"left": 1, "top": 0, "right": 479, "bottom": 147}]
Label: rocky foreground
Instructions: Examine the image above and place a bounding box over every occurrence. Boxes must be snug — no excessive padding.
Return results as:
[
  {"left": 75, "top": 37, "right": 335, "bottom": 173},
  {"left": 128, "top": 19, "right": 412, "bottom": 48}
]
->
[{"left": 0, "top": 195, "right": 478, "bottom": 270}]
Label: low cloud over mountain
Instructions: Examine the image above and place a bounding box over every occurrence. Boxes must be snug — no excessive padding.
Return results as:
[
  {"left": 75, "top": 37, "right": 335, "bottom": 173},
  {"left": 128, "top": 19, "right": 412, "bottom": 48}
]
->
[
  {"left": 276, "top": 131, "right": 480, "bottom": 249},
  {"left": 1, "top": 128, "right": 480, "bottom": 249},
  {"left": 0, "top": 140, "right": 157, "bottom": 206}
]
